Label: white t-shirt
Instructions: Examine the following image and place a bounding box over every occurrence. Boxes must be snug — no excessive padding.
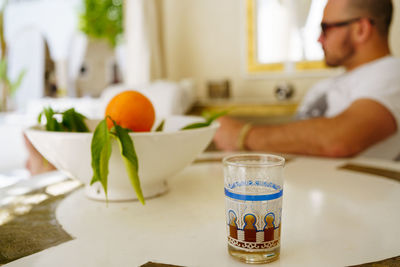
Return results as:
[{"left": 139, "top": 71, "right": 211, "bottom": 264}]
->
[{"left": 297, "top": 56, "right": 400, "bottom": 160}]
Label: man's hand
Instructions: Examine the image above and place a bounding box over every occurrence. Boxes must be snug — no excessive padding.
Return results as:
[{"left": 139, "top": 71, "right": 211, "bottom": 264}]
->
[{"left": 213, "top": 116, "right": 245, "bottom": 151}]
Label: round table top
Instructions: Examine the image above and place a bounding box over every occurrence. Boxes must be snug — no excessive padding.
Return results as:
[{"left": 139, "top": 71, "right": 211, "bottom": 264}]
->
[{"left": 4, "top": 154, "right": 400, "bottom": 267}]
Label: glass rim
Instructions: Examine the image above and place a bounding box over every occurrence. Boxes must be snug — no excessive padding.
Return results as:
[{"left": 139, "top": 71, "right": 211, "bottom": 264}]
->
[{"left": 223, "top": 153, "right": 285, "bottom": 167}]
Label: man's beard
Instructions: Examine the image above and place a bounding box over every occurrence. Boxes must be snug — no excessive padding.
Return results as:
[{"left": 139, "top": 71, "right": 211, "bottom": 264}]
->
[{"left": 324, "top": 31, "right": 355, "bottom": 67}]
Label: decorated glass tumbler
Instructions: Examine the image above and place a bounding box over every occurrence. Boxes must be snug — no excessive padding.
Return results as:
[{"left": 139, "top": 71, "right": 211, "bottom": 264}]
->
[{"left": 223, "top": 154, "right": 285, "bottom": 264}]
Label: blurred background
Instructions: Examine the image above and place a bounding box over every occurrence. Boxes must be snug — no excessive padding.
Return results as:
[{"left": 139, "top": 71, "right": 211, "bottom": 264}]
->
[{"left": 0, "top": 0, "right": 399, "bottom": 186}]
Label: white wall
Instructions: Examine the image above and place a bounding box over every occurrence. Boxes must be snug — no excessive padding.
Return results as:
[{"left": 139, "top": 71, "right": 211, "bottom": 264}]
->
[
  {"left": 4, "top": 0, "right": 81, "bottom": 60},
  {"left": 3, "top": 0, "right": 82, "bottom": 107},
  {"left": 161, "top": 0, "right": 400, "bottom": 102},
  {"left": 3, "top": 0, "right": 399, "bottom": 104}
]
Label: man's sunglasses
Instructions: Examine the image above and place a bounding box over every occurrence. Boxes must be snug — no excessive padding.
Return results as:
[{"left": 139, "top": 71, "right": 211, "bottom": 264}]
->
[{"left": 321, "top": 17, "right": 375, "bottom": 36}]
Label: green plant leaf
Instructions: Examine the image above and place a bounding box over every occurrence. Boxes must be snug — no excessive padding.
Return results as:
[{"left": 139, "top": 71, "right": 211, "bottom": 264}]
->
[
  {"left": 79, "top": 0, "right": 123, "bottom": 47},
  {"left": 112, "top": 122, "right": 145, "bottom": 205},
  {"left": 181, "top": 122, "right": 211, "bottom": 130},
  {"left": 10, "top": 69, "right": 26, "bottom": 95},
  {"left": 0, "top": 59, "right": 7, "bottom": 80},
  {"left": 154, "top": 119, "right": 165, "bottom": 132},
  {"left": 61, "top": 108, "right": 89, "bottom": 132},
  {"left": 203, "top": 110, "right": 229, "bottom": 123},
  {"left": 38, "top": 107, "right": 89, "bottom": 133},
  {"left": 90, "top": 119, "right": 112, "bottom": 201},
  {"left": 38, "top": 107, "right": 62, "bottom": 132},
  {"left": 181, "top": 110, "right": 228, "bottom": 130},
  {"left": 37, "top": 111, "right": 42, "bottom": 124}
]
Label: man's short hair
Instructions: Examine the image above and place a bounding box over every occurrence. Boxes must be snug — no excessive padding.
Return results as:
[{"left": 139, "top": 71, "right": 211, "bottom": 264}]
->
[{"left": 348, "top": 0, "right": 393, "bottom": 37}]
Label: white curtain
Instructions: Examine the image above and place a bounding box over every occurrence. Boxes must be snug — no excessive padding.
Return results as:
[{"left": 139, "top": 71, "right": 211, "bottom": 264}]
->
[
  {"left": 285, "top": 0, "right": 312, "bottom": 29},
  {"left": 284, "top": 0, "right": 312, "bottom": 59},
  {"left": 4, "top": 0, "right": 81, "bottom": 100},
  {"left": 124, "top": 0, "right": 164, "bottom": 87}
]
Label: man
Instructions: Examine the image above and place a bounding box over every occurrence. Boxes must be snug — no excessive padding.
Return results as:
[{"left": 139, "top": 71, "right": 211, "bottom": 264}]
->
[{"left": 214, "top": 0, "right": 400, "bottom": 160}]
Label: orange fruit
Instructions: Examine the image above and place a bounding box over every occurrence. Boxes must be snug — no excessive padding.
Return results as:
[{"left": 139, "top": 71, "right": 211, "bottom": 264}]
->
[{"left": 105, "top": 90, "right": 155, "bottom": 132}]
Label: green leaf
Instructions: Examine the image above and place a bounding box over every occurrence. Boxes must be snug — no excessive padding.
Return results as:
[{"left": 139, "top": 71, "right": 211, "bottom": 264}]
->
[
  {"left": 40, "top": 107, "right": 62, "bottom": 132},
  {"left": 38, "top": 111, "right": 43, "bottom": 124},
  {"left": 79, "top": 0, "right": 123, "bottom": 47},
  {"left": 0, "top": 59, "right": 7, "bottom": 80},
  {"left": 10, "top": 69, "right": 25, "bottom": 95},
  {"left": 154, "top": 119, "right": 165, "bottom": 132},
  {"left": 90, "top": 119, "right": 112, "bottom": 201},
  {"left": 181, "top": 122, "right": 211, "bottom": 130},
  {"left": 112, "top": 122, "right": 145, "bottom": 205},
  {"left": 61, "top": 109, "right": 76, "bottom": 131},
  {"left": 203, "top": 110, "right": 229, "bottom": 123},
  {"left": 61, "top": 108, "right": 89, "bottom": 132},
  {"left": 38, "top": 107, "right": 89, "bottom": 133},
  {"left": 181, "top": 110, "right": 228, "bottom": 130}
]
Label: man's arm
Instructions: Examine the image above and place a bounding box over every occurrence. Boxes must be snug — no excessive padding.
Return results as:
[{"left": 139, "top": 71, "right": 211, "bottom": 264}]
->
[{"left": 214, "top": 99, "right": 397, "bottom": 157}]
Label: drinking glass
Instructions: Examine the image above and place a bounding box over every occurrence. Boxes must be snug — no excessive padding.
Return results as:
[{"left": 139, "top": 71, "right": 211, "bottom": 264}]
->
[{"left": 223, "top": 153, "right": 285, "bottom": 264}]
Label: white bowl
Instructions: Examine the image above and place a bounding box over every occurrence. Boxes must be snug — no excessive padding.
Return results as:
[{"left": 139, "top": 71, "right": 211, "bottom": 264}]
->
[{"left": 25, "top": 116, "right": 218, "bottom": 201}]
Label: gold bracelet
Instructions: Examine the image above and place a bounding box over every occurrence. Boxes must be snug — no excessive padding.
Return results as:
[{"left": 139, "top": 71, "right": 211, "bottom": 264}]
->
[{"left": 237, "top": 123, "right": 252, "bottom": 150}]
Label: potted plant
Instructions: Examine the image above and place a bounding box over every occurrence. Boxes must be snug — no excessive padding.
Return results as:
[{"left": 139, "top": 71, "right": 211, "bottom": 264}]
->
[
  {"left": 76, "top": 0, "right": 123, "bottom": 97},
  {"left": 0, "top": 1, "right": 25, "bottom": 112}
]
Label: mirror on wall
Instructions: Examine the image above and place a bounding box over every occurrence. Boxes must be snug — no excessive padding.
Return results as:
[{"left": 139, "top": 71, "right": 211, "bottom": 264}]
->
[{"left": 247, "top": 0, "right": 328, "bottom": 73}]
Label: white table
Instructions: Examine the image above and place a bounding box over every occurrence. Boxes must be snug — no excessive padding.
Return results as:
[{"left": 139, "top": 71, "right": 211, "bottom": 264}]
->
[{"left": 4, "top": 154, "right": 400, "bottom": 267}]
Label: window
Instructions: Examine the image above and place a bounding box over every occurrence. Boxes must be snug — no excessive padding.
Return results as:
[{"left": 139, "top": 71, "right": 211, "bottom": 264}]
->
[{"left": 247, "top": 0, "right": 328, "bottom": 73}]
